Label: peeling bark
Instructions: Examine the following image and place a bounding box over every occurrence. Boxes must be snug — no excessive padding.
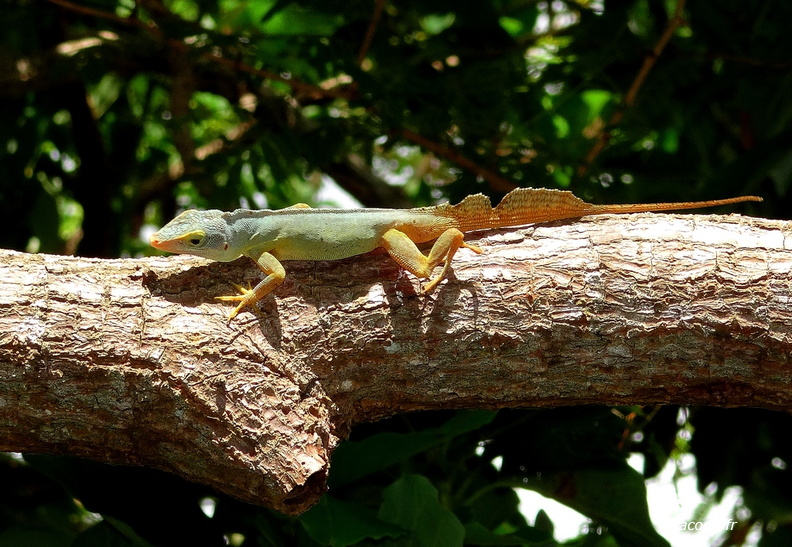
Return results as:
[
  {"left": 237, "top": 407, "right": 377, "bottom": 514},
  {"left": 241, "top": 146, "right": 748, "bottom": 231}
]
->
[{"left": 0, "top": 213, "right": 790, "bottom": 513}]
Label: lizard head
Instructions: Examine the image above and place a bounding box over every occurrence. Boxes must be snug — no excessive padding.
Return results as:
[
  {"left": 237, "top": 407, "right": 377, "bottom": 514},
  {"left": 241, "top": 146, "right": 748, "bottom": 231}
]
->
[{"left": 150, "top": 209, "right": 240, "bottom": 262}]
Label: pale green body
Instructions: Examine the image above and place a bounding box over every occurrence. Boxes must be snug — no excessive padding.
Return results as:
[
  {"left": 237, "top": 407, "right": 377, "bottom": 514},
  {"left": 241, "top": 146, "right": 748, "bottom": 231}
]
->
[
  {"left": 150, "top": 207, "right": 456, "bottom": 263},
  {"left": 231, "top": 209, "right": 446, "bottom": 261}
]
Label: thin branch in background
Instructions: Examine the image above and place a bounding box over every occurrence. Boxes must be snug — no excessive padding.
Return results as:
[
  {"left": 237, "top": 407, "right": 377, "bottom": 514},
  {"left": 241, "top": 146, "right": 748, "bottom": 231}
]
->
[
  {"left": 47, "top": 0, "right": 159, "bottom": 34},
  {"left": 207, "top": 54, "right": 354, "bottom": 101},
  {"left": 624, "top": 0, "right": 688, "bottom": 108},
  {"left": 47, "top": 0, "right": 353, "bottom": 102},
  {"left": 50, "top": 0, "right": 509, "bottom": 197},
  {"left": 399, "top": 129, "right": 516, "bottom": 193},
  {"left": 578, "top": 0, "right": 688, "bottom": 176},
  {"left": 357, "top": 0, "right": 386, "bottom": 67}
]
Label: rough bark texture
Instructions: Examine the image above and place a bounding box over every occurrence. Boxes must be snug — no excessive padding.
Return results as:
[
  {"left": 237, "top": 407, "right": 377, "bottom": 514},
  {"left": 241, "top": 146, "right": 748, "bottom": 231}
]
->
[{"left": 0, "top": 213, "right": 790, "bottom": 513}]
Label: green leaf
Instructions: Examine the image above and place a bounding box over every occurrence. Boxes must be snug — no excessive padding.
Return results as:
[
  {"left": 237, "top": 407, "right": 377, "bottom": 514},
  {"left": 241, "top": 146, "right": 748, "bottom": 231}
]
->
[
  {"left": 463, "top": 522, "right": 553, "bottom": 546},
  {"left": 439, "top": 409, "right": 497, "bottom": 436},
  {"left": 533, "top": 509, "right": 554, "bottom": 535},
  {"left": 498, "top": 17, "right": 523, "bottom": 38},
  {"left": 659, "top": 128, "right": 679, "bottom": 154},
  {"left": 466, "top": 484, "right": 525, "bottom": 531},
  {"left": 0, "top": 528, "right": 71, "bottom": 547},
  {"left": 72, "top": 517, "right": 153, "bottom": 547},
  {"left": 551, "top": 115, "right": 569, "bottom": 138},
  {"left": 523, "top": 466, "right": 670, "bottom": 547},
  {"left": 28, "top": 185, "right": 61, "bottom": 253},
  {"left": 379, "top": 474, "right": 465, "bottom": 547},
  {"left": 260, "top": 5, "right": 344, "bottom": 36},
  {"left": 299, "top": 496, "right": 403, "bottom": 547},
  {"left": 330, "top": 411, "right": 495, "bottom": 487},
  {"left": 580, "top": 89, "right": 612, "bottom": 117},
  {"left": 421, "top": 13, "right": 456, "bottom": 35}
]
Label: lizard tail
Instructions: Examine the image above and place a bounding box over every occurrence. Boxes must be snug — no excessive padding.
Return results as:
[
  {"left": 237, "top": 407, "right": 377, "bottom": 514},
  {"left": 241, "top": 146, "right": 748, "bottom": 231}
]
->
[
  {"left": 440, "top": 188, "right": 599, "bottom": 231},
  {"left": 441, "top": 187, "right": 762, "bottom": 232}
]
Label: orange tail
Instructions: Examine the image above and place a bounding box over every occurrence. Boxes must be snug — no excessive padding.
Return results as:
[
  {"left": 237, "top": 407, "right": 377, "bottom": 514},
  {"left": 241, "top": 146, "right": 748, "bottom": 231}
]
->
[{"left": 436, "top": 187, "right": 762, "bottom": 231}]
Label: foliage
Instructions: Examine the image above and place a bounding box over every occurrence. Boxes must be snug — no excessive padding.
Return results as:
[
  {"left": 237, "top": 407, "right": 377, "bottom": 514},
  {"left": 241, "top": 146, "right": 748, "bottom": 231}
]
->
[{"left": 0, "top": 0, "right": 790, "bottom": 545}]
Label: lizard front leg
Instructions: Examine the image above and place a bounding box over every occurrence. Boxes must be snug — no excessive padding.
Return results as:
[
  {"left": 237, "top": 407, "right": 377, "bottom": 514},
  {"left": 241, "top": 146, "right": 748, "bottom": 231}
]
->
[
  {"left": 216, "top": 251, "right": 285, "bottom": 320},
  {"left": 380, "top": 228, "right": 482, "bottom": 292}
]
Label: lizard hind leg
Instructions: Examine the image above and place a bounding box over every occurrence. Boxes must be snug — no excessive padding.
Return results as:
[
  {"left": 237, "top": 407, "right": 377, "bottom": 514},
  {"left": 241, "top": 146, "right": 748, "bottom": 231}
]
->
[{"left": 380, "top": 228, "right": 482, "bottom": 293}]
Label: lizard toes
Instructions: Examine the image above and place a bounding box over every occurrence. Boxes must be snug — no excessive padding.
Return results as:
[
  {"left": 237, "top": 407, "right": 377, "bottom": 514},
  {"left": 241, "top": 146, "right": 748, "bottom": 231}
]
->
[{"left": 215, "top": 282, "right": 254, "bottom": 301}]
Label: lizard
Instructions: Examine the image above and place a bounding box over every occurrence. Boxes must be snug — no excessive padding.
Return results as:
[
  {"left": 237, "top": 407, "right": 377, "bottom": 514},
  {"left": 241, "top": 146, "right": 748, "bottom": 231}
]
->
[{"left": 149, "top": 187, "right": 762, "bottom": 321}]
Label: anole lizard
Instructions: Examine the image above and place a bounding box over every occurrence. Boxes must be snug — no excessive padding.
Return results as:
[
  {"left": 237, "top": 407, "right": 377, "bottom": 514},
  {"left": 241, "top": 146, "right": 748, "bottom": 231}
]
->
[{"left": 150, "top": 187, "right": 762, "bottom": 320}]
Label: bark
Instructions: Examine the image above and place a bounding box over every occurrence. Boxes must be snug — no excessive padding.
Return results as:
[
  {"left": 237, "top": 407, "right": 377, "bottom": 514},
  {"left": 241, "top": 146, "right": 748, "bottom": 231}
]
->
[{"left": 0, "top": 213, "right": 790, "bottom": 514}]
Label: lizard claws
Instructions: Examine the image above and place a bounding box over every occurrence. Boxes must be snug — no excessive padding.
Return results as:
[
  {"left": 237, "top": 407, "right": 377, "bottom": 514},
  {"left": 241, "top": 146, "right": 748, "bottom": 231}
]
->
[
  {"left": 215, "top": 281, "right": 254, "bottom": 303},
  {"left": 216, "top": 282, "right": 256, "bottom": 321}
]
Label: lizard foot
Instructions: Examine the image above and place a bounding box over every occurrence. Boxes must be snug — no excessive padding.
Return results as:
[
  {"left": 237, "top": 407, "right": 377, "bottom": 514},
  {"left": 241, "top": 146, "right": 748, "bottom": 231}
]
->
[
  {"left": 215, "top": 282, "right": 254, "bottom": 321},
  {"left": 421, "top": 241, "right": 483, "bottom": 293},
  {"left": 462, "top": 241, "right": 483, "bottom": 254},
  {"left": 215, "top": 281, "right": 254, "bottom": 302}
]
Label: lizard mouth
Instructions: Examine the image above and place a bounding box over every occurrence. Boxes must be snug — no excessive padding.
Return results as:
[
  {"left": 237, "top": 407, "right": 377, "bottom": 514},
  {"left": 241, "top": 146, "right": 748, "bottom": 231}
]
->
[{"left": 149, "top": 232, "right": 167, "bottom": 250}]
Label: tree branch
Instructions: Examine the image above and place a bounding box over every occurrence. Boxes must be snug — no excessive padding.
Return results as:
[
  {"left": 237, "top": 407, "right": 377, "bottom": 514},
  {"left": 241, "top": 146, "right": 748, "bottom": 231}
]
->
[
  {"left": 578, "top": 0, "right": 688, "bottom": 176},
  {"left": 357, "top": 0, "right": 386, "bottom": 67},
  {"left": 0, "top": 213, "right": 788, "bottom": 513},
  {"left": 398, "top": 129, "right": 517, "bottom": 193}
]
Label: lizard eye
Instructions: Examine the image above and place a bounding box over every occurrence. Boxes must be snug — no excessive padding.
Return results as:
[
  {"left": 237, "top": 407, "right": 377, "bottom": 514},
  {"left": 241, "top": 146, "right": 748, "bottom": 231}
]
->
[{"left": 182, "top": 231, "right": 206, "bottom": 248}]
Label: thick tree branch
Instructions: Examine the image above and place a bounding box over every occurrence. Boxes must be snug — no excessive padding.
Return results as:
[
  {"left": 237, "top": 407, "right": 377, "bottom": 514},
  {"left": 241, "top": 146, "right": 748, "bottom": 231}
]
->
[{"left": 0, "top": 213, "right": 789, "bottom": 513}]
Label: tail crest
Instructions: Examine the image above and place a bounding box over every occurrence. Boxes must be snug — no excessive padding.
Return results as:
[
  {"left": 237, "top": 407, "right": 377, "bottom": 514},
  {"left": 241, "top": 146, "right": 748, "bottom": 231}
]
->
[
  {"left": 442, "top": 188, "right": 598, "bottom": 231},
  {"left": 434, "top": 187, "right": 761, "bottom": 232}
]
